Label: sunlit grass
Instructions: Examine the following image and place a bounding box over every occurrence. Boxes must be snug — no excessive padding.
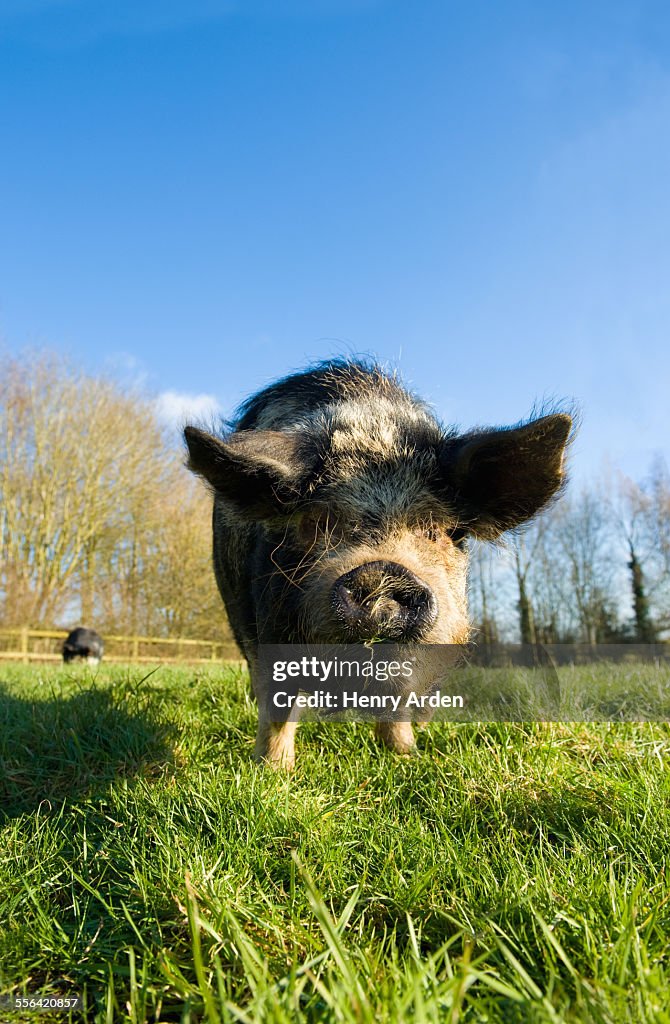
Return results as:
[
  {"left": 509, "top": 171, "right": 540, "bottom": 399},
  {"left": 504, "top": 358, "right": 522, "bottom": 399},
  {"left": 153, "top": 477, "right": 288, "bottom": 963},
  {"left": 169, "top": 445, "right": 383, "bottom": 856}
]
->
[{"left": 1, "top": 663, "right": 670, "bottom": 1022}]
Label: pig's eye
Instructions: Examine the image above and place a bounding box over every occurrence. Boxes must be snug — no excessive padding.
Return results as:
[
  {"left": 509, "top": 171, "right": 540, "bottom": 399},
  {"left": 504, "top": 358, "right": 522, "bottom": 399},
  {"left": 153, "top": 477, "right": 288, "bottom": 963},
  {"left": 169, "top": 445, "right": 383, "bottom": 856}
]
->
[
  {"left": 296, "top": 509, "right": 338, "bottom": 543},
  {"left": 414, "top": 523, "right": 442, "bottom": 543},
  {"left": 415, "top": 523, "right": 467, "bottom": 548}
]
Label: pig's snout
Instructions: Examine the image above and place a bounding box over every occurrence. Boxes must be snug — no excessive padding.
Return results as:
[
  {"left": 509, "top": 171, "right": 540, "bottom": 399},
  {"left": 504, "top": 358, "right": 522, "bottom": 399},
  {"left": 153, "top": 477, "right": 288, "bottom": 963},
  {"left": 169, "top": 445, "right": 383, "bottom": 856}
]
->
[{"left": 332, "top": 560, "right": 438, "bottom": 641}]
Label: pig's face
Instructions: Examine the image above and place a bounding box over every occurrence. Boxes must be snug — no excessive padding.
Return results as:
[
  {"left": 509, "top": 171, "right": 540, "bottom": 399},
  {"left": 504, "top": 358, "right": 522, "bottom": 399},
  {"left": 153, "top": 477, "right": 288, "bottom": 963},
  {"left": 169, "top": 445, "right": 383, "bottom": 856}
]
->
[
  {"left": 291, "top": 515, "right": 469, "bottom": 645},
  {"left": 185, "top": 402, "right": 571, "bottom": 647}
]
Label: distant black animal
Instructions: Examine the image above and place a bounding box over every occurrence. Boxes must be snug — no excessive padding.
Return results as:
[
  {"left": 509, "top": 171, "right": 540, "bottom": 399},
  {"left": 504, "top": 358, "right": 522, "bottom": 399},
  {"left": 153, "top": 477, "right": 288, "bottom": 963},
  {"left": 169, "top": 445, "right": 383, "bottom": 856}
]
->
[{"left": 62, "top": 627, "right": 104, "bottom": 664}]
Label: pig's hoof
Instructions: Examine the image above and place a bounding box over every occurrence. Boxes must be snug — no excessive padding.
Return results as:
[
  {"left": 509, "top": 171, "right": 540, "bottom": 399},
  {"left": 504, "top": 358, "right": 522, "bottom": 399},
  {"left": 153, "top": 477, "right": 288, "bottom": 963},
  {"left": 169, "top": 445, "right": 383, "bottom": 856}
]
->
[
  {"left": 390, "top": 741, "right": 419, "bottom": 757},
  {"left": 377, "top": 736, "right": 419, "bottom": 756},
  {"left": 255, "top": 752, "right": 295, "bottom": 771}
]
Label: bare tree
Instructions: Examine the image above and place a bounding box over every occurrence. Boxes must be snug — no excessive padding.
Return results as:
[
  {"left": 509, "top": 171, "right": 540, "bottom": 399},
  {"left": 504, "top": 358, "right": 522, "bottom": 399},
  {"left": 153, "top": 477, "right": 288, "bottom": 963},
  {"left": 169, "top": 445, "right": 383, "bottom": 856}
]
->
[
  {"left": 611, "top": 473, "right": 658, "bottom": 642},
  {"left": 611, "top": 461, "right": 670, "bottom": 639},
  {"left": 0, "top": 352, "right": 230, "bottom": 641},
  {"left": 508, "top": 527, "right": 544, "bottom": 645},
  {"left": 525, "top": 509, "right": 577, "bottom": 642},
  {"left": 0, "top": 353, "right": 133, "bottom": 624},
  {"left": 467, "top": 540, "right": 503, "bottom": 647},
  {"left": 552, "top": 487, "right": 622, "bottom": 644}
]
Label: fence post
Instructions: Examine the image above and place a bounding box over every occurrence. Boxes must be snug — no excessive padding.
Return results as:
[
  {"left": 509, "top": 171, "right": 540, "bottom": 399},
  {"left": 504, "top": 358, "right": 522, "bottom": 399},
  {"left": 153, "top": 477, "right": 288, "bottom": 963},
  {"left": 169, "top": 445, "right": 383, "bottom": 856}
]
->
[
  {"left": 211, "top": 644, "right": 218, "bottom": 662},
  {"left": 132, "top": 636, "right": 139, "bottom": 660},
  {"left": 21, "top": 626, "right": 29, "bottom": 664}
]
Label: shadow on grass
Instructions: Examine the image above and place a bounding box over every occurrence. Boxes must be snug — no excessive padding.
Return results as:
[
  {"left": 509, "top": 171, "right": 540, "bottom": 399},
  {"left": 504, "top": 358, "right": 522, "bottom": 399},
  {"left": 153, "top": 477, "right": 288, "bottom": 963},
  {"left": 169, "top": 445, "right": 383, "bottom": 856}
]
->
[{"left": 0, "top": 681, "right": 173, "bottom": 820}]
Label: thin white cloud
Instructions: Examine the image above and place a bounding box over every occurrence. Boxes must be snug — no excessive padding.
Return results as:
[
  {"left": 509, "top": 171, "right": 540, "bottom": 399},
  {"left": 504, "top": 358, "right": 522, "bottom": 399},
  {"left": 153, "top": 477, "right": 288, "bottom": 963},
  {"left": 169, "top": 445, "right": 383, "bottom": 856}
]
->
[
  {"left": 103, "top": 351, "right": 151, "bottom": 392},
  {"left": 155, "top": 389, "right": 222, "bottom": 428}
]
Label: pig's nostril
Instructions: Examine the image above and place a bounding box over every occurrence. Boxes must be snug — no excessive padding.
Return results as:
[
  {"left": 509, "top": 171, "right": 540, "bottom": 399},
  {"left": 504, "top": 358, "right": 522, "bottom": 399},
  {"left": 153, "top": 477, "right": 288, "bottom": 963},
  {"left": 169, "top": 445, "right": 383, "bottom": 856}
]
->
[{"left": 332, "top": 560, "right": 438, "bottom": 641}]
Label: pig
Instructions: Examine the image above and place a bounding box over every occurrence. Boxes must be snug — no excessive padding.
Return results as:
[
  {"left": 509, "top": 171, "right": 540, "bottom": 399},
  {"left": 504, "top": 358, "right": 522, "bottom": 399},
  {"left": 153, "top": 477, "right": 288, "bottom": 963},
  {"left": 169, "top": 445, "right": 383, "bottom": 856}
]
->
[
  {"left": 184, "top": 359, "right": 572, "bottom": 768},
  {"left": 62, "top": 627, "right": 104, "bottom": 664}
]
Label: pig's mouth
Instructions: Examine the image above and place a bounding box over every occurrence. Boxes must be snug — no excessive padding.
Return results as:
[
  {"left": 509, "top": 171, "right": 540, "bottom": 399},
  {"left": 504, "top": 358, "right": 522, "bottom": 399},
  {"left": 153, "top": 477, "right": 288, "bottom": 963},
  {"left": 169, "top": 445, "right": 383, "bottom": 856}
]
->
[{"left": 331, "top": 560, "right": 438, "bottom": 642}]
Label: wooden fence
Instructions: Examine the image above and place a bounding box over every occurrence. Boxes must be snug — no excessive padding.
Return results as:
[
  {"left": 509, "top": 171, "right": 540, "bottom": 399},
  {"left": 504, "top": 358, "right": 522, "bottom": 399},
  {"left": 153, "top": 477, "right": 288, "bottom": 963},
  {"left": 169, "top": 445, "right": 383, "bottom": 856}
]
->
[{"left": 0, "top": 628, "right": 240, "bottom": 665}]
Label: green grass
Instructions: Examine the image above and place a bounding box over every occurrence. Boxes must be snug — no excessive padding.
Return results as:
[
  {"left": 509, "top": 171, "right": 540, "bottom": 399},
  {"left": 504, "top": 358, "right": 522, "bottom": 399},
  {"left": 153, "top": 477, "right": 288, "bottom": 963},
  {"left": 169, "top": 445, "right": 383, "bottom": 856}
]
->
[{"left": 1, "top": 663, "right": 670, "bottom": 1023}]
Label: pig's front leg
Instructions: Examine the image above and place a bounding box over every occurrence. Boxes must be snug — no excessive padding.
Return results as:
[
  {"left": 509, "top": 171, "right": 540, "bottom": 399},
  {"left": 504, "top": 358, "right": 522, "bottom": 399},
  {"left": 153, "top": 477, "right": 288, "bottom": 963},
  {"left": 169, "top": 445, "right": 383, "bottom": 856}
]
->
[
  {"left": 254, "top": 716, "right": 298, "bottom": 769},
  {"left": 374, "top": 721, "right": 416, "bottom": 754},
  {"left": 249, "top": 660, "right": 298, "bottom": 768}
]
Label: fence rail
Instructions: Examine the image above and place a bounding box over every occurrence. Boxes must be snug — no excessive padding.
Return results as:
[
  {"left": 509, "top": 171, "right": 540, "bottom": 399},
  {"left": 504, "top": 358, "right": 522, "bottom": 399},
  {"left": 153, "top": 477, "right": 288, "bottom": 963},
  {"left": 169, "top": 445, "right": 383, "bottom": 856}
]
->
[{"left": 0, "top": 628, "right": 241, "bottom": 665}]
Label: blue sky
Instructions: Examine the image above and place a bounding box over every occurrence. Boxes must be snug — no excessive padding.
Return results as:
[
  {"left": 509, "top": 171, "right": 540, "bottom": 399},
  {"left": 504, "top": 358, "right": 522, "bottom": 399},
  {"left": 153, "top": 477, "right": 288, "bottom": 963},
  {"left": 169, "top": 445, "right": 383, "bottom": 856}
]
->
[{"left": 1, "top": 0, "right": 669, "bottom": 480}]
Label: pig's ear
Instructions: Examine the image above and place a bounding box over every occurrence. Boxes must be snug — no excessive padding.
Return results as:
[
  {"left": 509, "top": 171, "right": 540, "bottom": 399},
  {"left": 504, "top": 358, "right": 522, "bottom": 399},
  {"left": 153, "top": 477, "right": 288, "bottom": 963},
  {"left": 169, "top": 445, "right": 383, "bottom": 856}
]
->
[
  {"left": 440, "top": 413, "right": 573, "bottom": 538},
  {"left": 184, "top": 426, "right": 315, "bottom": 517}
]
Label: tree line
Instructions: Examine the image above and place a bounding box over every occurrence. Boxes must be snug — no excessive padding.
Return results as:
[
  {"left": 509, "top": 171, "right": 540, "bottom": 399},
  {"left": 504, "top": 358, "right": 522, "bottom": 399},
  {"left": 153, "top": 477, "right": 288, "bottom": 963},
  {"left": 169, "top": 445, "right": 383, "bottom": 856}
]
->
[
  {"left": 0, "top": 352, "right": 229, "bottom": 640},
  {"left": 469, "top": 462, "right": 670, "bottom": 645}
]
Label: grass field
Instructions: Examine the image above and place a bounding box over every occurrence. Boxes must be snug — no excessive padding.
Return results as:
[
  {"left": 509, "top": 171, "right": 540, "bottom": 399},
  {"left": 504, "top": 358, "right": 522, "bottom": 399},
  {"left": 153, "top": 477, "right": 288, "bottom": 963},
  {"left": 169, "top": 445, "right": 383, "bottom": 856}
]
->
[{"left": 1, "top": 662, "right": 670, "bottom": 1023}]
